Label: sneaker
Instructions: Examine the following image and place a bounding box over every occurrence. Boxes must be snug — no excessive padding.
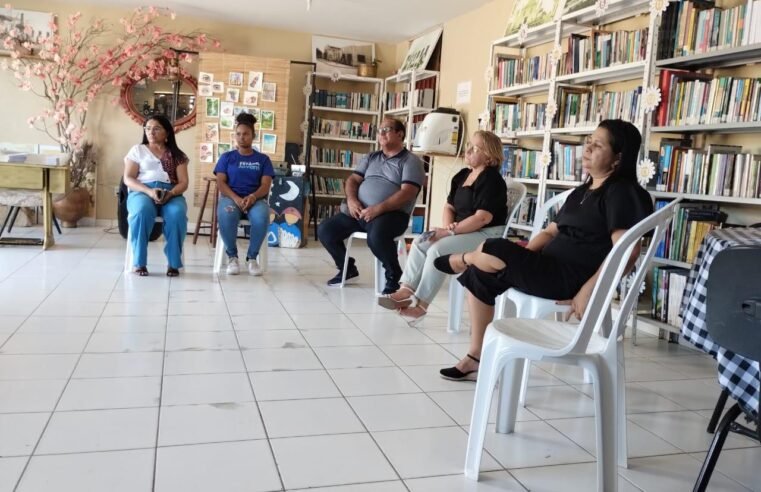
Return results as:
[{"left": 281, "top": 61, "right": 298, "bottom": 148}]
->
[
  {"left": 247, "top": 258, "right": 263, "bottom": 276},
  {"left": 327, "top": 264, "right": 359, "bottom": 287},
  {"left": 226, "top": 257, "right": 240, "bottom": 275}
]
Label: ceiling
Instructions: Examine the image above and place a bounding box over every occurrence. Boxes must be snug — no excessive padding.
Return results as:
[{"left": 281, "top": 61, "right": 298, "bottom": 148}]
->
[{"left": 78, "top": 0, "right": 494, "bottom": 43}]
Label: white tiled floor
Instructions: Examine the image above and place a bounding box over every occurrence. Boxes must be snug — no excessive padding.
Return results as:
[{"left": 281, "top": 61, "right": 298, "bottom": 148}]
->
[{"left": 0, "top": 226, "right": 758, "bottom": 491}]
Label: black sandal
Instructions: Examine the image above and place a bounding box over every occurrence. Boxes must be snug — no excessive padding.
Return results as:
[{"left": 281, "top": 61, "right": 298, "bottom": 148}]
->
[
  {"left": 433, "top": 253, "right": 468, "bottom": 275},
  {"left": 166, "top": 267, "right": 180, "bottom": 277},
  {"left": 440, "top": 353, "right": 480, "bottom": 381},
  {"left": 134, "top": 266, "right": 149, "bottom": 276}
]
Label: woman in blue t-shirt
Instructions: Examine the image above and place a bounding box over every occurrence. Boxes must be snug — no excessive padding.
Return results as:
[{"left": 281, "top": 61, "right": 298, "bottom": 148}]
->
[{"left": 214, "top": 113, "right": 274, "bottom": 275}]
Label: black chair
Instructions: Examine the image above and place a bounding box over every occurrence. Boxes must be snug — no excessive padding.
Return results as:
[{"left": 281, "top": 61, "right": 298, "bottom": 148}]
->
[{"left": 694, "top": 245, "right": 761, "bottom": 492}]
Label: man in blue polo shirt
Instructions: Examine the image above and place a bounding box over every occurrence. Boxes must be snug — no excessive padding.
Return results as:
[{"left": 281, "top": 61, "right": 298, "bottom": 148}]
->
[{"left": 318, "top": 117, "right": 426, "bottom": 294}]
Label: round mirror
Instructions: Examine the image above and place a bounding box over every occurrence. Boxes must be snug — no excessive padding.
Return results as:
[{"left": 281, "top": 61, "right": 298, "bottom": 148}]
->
[{"left": 120, "top": 73, "right": 198, "bottom": 133}]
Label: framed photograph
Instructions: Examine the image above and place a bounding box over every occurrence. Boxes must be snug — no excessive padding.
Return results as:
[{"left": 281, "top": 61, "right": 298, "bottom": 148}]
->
[
  {"left": 199, "top": 142, "right": 214, "bottom": 163},
  {"left": 220, "top": 101, "right": 234, "bottom": 117},
  {"left": 211, "top": 81, "right": 224, "bottom": 93},
  {"left": 199, "top": 72, "right": 213, "bottom": 85},
  {"left": 243, "top": 91, "right": 259, "bottom": 106},
  {"left": 563, "top": 0, "right": 595, "bottom": 14},
  {"left": 204, "top": 123, "right": 219, "bottom": 142},
  {"left": 0, "top": 8, "right": 55, "bottom": 55},
  {"left": 217, "top": 143, "right": 232, "bottom": 155},
  {"left": 233, "top": 106, "right": 248, "bottom": 117},
  {"left": 260, "top": 110, "right": 275, "bottom": 130},
  {"left": 248, "top": 71, "right": 264, "bottom": 92},
  {"left": 220, "top": 116, "right": 234, "bottom": 130},
  {"left": 249, "top": 108, "right": 261, "bottom": 123},
  {"left": 205, "top": 98, "right": 220, "bottom": 118},
  {"left": 261, "top": 82, "right": 277, "bottom": 102},
  {"left": 198, "top": 85, "right": 213, "bottom": 97},
  {"left": 399, "top": 27, "right": 443, "bottom": 73},
  {"left": 225, "top": 88, "right": 240, "bottom": 103},
  {"left": 505, "top": 0, "right": 562, "bottom": 36},
  {"left": 261, "top": 133, "right": 277, "bottom": 154},
  {"left": 312, "top": 35, "right": 375, "bottom": 76},
  {"left": 228, "top": 71, "right": 244, "bottom": 87}
]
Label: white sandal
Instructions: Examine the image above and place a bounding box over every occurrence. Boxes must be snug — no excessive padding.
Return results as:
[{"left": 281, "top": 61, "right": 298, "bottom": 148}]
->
[{"left": 378, "top": 286, "right": 417, "bottom": 310}]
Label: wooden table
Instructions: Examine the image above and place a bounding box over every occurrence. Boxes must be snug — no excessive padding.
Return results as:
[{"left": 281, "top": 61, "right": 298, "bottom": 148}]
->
[{"left": 0, "top": 162, "right": 70, "bottom": 249}]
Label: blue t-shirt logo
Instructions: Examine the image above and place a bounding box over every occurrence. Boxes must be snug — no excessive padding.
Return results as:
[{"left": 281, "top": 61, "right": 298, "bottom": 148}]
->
[{"left": 213, "top": 150, "right": 275, "bottom": 197}]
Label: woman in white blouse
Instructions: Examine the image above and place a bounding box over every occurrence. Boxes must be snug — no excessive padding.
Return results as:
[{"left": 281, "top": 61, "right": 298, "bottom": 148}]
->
[{"left": 123, "top": 115, "right": 189, "bottom": 276}]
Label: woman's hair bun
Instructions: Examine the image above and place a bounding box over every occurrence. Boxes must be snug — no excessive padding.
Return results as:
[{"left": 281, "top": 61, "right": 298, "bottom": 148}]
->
[{"left": 235, "top": 112, "right": 257, "bottom": 127}]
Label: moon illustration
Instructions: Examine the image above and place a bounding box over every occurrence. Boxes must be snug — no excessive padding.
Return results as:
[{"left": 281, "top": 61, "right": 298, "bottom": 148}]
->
[{"left": 279, "top": 180, "right": 300, "bottom": 201}]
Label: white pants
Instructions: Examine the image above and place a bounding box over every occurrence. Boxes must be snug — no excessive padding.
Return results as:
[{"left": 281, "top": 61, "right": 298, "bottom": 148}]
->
[{"left": 399, "top": 226, "right": 504, "bottom": 304}]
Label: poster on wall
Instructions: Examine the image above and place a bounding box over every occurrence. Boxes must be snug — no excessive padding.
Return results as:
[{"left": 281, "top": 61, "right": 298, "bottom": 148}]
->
[
  {"left": 398, "top": 27, "right": 443, "bottom": 73},
  {"left": 563, "top": 0, "right": 595, "bottom": 15},
  {"left": 505, "top": 0, "right": 562, "bottom": 36},
  {"left": 312, "top": 35, "right": 375, "bottom": 76}
]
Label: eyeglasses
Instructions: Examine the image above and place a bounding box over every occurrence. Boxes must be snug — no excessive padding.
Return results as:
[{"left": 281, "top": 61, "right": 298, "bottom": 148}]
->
[
  {"left": 378, "top": 126, "right": 395, "bottom": 135},
  {"left": 144, "top": 126, "right": 165, "bottom": 134}
]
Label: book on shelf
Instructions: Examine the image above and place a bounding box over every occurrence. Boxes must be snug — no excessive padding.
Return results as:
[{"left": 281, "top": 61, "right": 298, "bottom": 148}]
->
[
  {"left": 313, "top": 176, "right": 346, "bottom": 196},
  {"left": 311, "top": 117, "right": 376, "bottom": 140},
  {"left": 557, "top": 86, "right": 592, "bottom": 127},
  {"left": 514, "top": 194, "right": 538, "bottom": 228},
  {"left": 310, "top": 148, "right": 366, "bottom": 168},
  {"left": 655, "top": 200, "right": 727, "bottom": 264},
  {"left": 315, "top": 204, "right": 341, "bottom": 223},
  {"left": 314, "top": 89, "right": 378, "bottom": 111},
  {"left": 557, "top": 27, "right": 649, "bottom": 77},
  {"left": 385, "top": 76, "right": 436, "bottom": 111},
  {"left": 650, "top": 266, "right": 690, "bottom": 327},
  {"left": 658, "top": 0, "right": 759, "bottom": 60},
  {"left": 494, "top": 52, "right": 552, "bottom": 90},
  {"left": 493, "top": 101, "right": 547, "bottom": 135},
  {"left": 554, "top": 86, "right": 642, "bottom": 127},
  {"left": 500, "top": 145, "right": 540, "bottom": 179},
  {"left": 550, "top": 141, "right": 585, "bottom": 182}
]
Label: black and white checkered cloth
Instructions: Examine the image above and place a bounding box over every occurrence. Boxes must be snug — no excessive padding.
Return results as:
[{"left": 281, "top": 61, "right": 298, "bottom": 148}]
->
[{"left": 680, "top": 228, "right": 761, "bottom": 418}]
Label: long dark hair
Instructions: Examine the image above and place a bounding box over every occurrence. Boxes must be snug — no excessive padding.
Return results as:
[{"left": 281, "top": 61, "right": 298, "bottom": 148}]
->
[
  {"left": 594, "top": 119, "right": 641, "bottom": 183},
  {"left": 141, "top": 115, "right": 188, "bottom": 164}
]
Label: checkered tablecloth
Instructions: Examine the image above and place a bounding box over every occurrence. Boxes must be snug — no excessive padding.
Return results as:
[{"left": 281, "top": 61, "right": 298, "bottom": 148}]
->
[{"left": 681, "top": 228, "right": 761, "bottom": 418}]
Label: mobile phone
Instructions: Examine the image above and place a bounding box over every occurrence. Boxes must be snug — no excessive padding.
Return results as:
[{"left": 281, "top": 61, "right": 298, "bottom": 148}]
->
[
  {"left": 420, "top": 230, "right": 436, "bottom": 241},
  {"left": 155, "top": 189, "right": 166, "bottom": 201}
]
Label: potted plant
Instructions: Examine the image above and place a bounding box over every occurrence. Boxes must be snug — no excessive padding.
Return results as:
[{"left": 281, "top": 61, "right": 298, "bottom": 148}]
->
[{"left": 0, "top": 5, "right": 219, "bottom": 226}]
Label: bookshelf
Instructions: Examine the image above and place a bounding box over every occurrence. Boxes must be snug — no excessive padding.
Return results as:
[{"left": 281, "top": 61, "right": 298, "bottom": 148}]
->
[
  {"left": 485, "top": 0, "right": 657, "bottom": 238},
  {"left": 302, "top": 72, "right": 383, "bottom": 233},
  {"left": 383, "top": 69, "right": 440, "bottom": 234}
]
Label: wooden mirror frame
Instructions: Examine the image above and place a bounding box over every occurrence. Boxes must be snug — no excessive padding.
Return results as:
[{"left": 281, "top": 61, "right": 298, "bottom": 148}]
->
[{"left": 120, "top": 73, "right": 198, "bottom": 133}]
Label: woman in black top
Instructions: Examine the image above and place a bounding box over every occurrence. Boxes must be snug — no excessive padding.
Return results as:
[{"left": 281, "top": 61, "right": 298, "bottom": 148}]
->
[
  {"left": 435, "top": 119, "right": 653, "bottom": 380},
  {"left": 379, "top": 131, "right": 508, "bottom": 324}
]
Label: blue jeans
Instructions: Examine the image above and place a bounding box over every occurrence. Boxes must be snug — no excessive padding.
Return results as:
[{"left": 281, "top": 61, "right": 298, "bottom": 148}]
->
[
  {"left": 127, "top": 181, "right": 187, "bottom": 269},
  {"left": 217, "top": 196, "right": 269, "bottom": 260}
]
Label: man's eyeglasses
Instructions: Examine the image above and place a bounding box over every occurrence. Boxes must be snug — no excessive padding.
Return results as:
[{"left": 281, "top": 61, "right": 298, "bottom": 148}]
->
[{"left": 378, "top": 126, "right": 395, "bottom": 135}]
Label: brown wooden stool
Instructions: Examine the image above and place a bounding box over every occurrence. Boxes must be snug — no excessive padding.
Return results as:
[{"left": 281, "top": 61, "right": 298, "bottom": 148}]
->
[{"left": 193, "top": 176, "right": 219, "bottom": 247}]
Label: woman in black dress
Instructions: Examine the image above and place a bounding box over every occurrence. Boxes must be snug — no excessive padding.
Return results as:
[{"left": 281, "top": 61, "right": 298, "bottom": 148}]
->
[{"left": 435, "top": 119, "right": 653, "bottom": 381}]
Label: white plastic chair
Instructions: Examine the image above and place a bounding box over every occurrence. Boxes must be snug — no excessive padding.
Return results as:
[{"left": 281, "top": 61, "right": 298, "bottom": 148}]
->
[
  {"left": 447, "top": 178, "right": 529, "bottom": 332},
  {"left": 448, "top": 187, "right": 572, "bottom": 333},
  {"left": 213, "top": 219, "right": 269, "bottom": 274},
  {"left": 341, "top": 231, "right": 407, "bottom": 296},
  {"left": 464, "top": 199, "right": 680, "bottom": 491}
]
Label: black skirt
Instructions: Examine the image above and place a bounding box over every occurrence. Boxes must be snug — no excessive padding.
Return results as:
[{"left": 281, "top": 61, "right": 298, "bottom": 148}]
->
[{"left": 457, "top": 238, "right": 594, "bottom": 306}]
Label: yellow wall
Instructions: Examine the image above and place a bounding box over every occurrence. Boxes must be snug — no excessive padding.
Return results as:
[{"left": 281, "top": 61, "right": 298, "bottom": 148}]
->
[
  {"left": 427, "top": 0, "right": 514, "bottom": 227},
  {"left": 0, "top": 0, "right": 399, "bottom": 220}
]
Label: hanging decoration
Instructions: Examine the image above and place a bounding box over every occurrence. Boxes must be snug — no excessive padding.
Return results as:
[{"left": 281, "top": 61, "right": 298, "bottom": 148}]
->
[
  {"left": 637, "top": 158, "right": 656, "bottom": 187},
  {"left": 595, "top": 0, "right": 609, "bottom": 17},
  {"left": 650, "top": 0, "right": 669, "bottom": 17},
  {"left": 517, "top": 22, "right": 529, "bottom": 44},
  {"left": 545, "top": 98, "right": 558, "bottom": 127},
  {"left": 641, "top": 86, "right": 662, "bottom": 113},
  {"left": 302, "top": 84, "right": 312, "bottom": 96},
  {"left": 329, "top": 70, "right": 341, "bottom": 82},
  {"left": 549, "top": 44, "right": 563, "bottom": 67},
  {"left": 539, "top": 150, "right": 552, "bottom": 168}
]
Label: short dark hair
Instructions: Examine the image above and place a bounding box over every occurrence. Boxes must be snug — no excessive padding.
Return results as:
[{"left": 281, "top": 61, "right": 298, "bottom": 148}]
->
[
  {"left": 383, "top": 117, "right": 406, "bottom": 139},
  {"left": 236, "top": 112, "right": 257, "bottom": 131},
  {"left": 597, "top": 119, "right": 641, "bottom": 183}
]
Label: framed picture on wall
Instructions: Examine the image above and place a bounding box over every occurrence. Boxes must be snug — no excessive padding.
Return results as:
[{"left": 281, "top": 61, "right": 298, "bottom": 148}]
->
[
  {"left": 504, "top": 0, "right": 562, "bottom": 36},
  {"left": 198, "top": 85, "right": 213, "bottom": 97},
  {"left": 199, "top": 72, "right": 213, "bottom": 85},
  {"left": 211, "top": 81, "right": 224, "bottom": 93},
  {"left": 205, "top": 98, "right": 220, "bottom": 118},
  {"left": 225, "top": 88, "right": 240, "bottom": 103},
  {"left": 261, "top": 133, "right": 277, "bottom": 154},
  {"left": 217, "top": 143, "right": 232, "bottom": 155},
  {"left": 260, "top": 110, "right": 275, "bottom": 130},
  {"left": 228, "top": 71, "right": 244, "bottom": 87},
  {"left": 261, "top": 82, "right": 277, "bottom": 102},
  {"left": 204, "top": 123, "right": 219, "bottom": 142},
  {"left": 243, "top": 91, "right": 259, "bottom": 106},
  {"left": 399, "top": 27, "right": 443, "bottom": 73},
  {"left": 248, "top": 71, "right": 263, "bottom": 91},
  {"left": 312, "top": 35, "right": 375, "bottom": 76},
  {"left": 220, "top": 101, "right": 234, "bottom": 117},
  {"left": 199, "top": 142, "right": 213, "bottom": 163},
  {"left": 220, "top": 116, "right": 234, "bottom": 130},
  {"left": 0, "top": 8, "right": 55, "bottom": 55}
]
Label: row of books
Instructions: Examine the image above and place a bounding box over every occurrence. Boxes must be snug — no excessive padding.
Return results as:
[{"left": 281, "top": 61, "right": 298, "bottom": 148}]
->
[
  {"left": 385, "top": 77, "right": 437, "bottom": 111},
  {"left": 500, "top": 146, "right": 541, "bottom": 179},
  {"left": 512, "top": 194, "right": 538, "bottom": 228},
  {"left": 311, "top": 117, "right": 376, "bottom": 140},
  {"left": 658, "top": 0, "right": 760, "bottom": 60},
  {"left": 493, "top": 101, "right": 547, "bottom": 135},
  {"left": 654, "top": 200, "right": 726, "bottom": 264},
  {"left": 656, "top": 71, "right": 761, "bottom": 127},
  {"left": 310, "top": 148, "right": 366, "bottom": 168},
  {"left": 493, "top": 53, "right": 553, "bottom": 90},
  {"left": 315, "top": 204, "right": 341, "bottom": 223},
  {"left": 549, "top": 141, "right": 586, "bottom": 182},
  {"left": 555, "top": 87, "right": 641, "bottom": 128},
  {"left": 314, "top": 89, "right": 378, "bottom": 111},
  {"left": 650, "top": 266, "right": 690, "bottom": 327},
  {"left": 656, "top": 140, "right": 761, "bottom": 198},
  {"left": 313, "top": 176, "right": 346, "bottom": 196},
  {"left": 557, "top": 28, "right": 649, "bottom": 76}
]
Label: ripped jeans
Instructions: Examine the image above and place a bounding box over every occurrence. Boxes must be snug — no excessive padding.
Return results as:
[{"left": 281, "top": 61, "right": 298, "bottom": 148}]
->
[{"left": 216, "top": 195, "right": 269, "bottom": 260}]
